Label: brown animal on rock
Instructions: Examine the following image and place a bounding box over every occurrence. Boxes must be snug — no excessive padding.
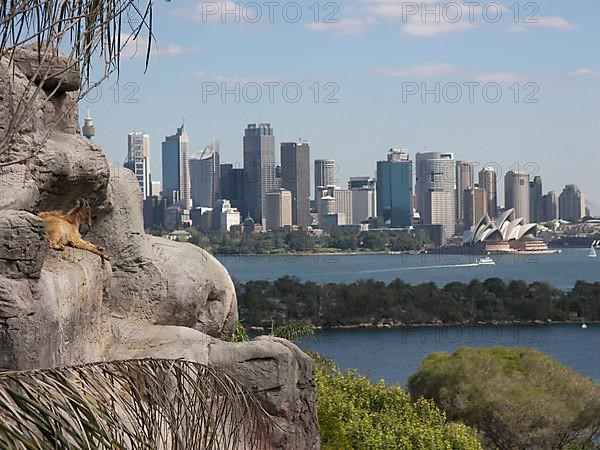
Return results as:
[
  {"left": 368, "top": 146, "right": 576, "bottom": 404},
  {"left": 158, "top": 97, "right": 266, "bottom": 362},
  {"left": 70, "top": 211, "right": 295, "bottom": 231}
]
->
[{"left": 39, "top": 199, "right": 109, "bottom": 260}]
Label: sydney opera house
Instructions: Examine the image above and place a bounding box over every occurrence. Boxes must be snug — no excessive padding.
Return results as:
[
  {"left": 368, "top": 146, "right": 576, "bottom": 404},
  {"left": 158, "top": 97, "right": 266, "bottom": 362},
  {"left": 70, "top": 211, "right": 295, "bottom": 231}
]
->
[{"left": 463, "top": 208, "right": 552, "bottom": 253}]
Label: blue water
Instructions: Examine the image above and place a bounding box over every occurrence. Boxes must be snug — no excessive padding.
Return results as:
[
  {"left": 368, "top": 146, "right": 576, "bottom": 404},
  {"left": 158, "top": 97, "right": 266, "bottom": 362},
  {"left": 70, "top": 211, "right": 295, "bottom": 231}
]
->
[
  {"left": 298, "top": 324, "right": 600, "bottom": 386},
  {"left": 219, "top": 248, "right": 598, "bottom": 290}
]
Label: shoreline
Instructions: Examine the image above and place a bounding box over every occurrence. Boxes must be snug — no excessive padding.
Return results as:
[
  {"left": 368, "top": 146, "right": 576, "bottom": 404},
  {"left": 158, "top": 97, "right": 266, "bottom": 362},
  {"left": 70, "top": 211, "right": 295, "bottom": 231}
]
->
[{"left": 248, "top": 320, "right": 597, "bottom": 333}]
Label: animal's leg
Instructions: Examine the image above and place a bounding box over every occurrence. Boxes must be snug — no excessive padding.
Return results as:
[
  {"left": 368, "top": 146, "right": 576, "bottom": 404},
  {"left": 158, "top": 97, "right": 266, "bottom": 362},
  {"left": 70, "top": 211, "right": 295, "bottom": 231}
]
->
[
  {"left": 48, "top": 236, "right": 65, "bottom": 251},
  {"left": 70, "top": 238, "right": 110, "bottom": 260}
]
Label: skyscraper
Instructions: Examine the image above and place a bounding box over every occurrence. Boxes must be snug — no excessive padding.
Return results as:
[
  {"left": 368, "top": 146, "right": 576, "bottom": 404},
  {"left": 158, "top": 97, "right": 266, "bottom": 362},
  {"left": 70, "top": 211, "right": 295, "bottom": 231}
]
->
[
  {"left": 529, "top": 176, "right": 543, "bottom": 223},
  {"left": 415, "top": 152, "right": 456, "bottom": 239},
  {"left": 243, "top": 123, "right": 276, "bottom": 224},
  {"left": 280, "top": 141, "right": 311, "bottom": 227},
  {"left": 542, "top": 191, "right": 559, "bottom": 221},
  {"left": 265, "top": 189, "right": 292, "bottom": 230},
  {"left": 478, "top": 167, "right": 497, "bottom": 218},
  {"left": 314, "top": 159, "right": 336, "bottom": 205},
  {"left": 162, "top": 124, "right": 191, "bottom": 207},
  {"left": 220, "top": 164, "right": 244, "bottom": 210},
  {"left": 463, "top": 186, "right": 487, "bottom": 229},
  {"left": 504, "top": 171, "right": 530, "bottom": 222},
  {"left": 559, "top": 184, "right": 585, "bottom": 222},
  {"left": 125, "top": 131, "right": 151, "bottom": 199},
  {"left": 456, "top": 160, "right": 474, "bottom": 228},
  {"left": 376, "top": 149, "right": 413, "bottom": 228},
  {"left": 190, "top": 140, "right": 220, "bottom": 208},
  {"left": 349, "top": 177, "right": 376, "bottom": 225}
]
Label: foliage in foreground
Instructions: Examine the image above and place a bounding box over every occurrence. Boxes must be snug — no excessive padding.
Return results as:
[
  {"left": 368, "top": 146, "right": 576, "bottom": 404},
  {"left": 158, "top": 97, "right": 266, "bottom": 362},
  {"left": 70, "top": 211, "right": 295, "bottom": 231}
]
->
[
  {"left": 315, "top": 355, "right": 482, "bottom": 450},
  {"left": 0, "top": 358, "right": 273, "bottom": 449},
  {"left": 408, "top": 347, "right": 600, "bottom": 450}
]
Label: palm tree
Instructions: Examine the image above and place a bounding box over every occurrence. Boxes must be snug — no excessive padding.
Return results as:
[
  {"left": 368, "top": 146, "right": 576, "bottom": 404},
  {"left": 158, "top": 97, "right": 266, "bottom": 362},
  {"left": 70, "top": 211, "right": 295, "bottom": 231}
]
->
[
  {"left": 0, "top": 0, "right": 155, "bottom": 166},
  {"left": 0, "top": 358, "right": 274, "bottom": 449}
]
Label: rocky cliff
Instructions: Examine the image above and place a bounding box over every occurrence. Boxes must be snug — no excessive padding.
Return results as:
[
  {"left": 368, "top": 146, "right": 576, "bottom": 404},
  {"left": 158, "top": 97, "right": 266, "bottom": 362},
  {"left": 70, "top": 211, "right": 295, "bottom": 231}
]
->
[{"left": 0, "top": 50, "right": 319, "bottom": 449}]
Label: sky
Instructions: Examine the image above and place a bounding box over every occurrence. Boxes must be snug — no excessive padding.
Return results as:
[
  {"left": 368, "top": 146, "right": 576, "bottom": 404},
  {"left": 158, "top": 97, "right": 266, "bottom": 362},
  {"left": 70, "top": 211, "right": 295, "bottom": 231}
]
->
[{"left": 83, "top": 0, "right": 600, "bottom": 211}]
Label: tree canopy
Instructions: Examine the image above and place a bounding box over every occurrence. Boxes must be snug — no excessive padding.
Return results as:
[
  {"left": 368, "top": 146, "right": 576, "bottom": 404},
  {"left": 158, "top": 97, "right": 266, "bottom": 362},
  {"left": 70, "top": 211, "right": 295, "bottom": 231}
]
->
[{"left": 407, "top": 347, "right": 600, "bottom": 450}]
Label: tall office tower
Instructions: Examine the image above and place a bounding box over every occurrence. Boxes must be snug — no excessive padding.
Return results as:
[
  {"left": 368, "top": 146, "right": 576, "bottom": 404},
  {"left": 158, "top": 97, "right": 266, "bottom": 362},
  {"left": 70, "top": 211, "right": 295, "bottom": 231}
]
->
[
  {"left": 415, "top": 152, "right": 456, "bottom": 239},
  {"left": 162, "top": 124, "right": 191, "bottom": 207},
  {"left": 376, "top": 149, "right": 412, "bottom": 228},
  {"left": 332, "top": 187, "right": 353, "bottom": 226},
  {"left": 348, "top": 177, "right": 376, "bottom": 225},
  {"left": 478, "top": 166, "right": 498, "bottom": 218},
  {"left": 504, "top": 171, "right": 530, "bottom": 222},
  {"left": 190, "top": 140, "right": 220, "bottom": 208},
  {"left": 314, "top": 159, "right": 336, "bottom": 204},
  {"left": 125, "top": 131, "right": 151, "bottom": 199},
  {"left": 542, "top": 191, "right": 559, "bottom": 221},
  {"left": 463, "top": 186, "right": 488, "bottom": 229},
  {"left": 265, "top": 189, "right": 292, "bottom": 230},
  {"left": 243, "top": 123, "right": 276, "bottom": 224},
  {"left": 559, "top": 184, "right": 586, "bottom": 222},
  {"left": 280, "top": 141, "right": 311, "bottom": 227},
  {"left": 528, "top": 176, "right": 543, "bottom": 223},
  {"left": 455, "top": 160, "right": 474, "bottom": 227},
  {"left": 220, "top": 164, "right": 244, "bottom": 210}
]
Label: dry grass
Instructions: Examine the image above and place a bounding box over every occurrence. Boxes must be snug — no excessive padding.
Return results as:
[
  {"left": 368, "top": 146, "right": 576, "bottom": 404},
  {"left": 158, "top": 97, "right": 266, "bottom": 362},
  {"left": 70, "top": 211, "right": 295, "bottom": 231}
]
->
[{"left": 0, "top": 358, "right": 274, "bottom": 449}]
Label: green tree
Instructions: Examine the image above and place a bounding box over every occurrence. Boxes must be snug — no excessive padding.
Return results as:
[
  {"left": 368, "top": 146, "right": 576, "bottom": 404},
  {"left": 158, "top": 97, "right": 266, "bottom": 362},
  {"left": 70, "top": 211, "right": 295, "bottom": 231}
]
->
[
  {"left": 316, "top": 356, "right": 482, "bottom": 450},
  {"left": 408, "top": 347, "right": 600, "bottom": 450}
]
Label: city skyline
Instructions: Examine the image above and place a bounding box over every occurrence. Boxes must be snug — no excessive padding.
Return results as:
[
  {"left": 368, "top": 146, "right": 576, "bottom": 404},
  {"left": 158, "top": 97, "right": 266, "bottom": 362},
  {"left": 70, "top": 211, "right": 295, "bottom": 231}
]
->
[{"left": 83, "top": 0, "right": 600, "bottom": 211}]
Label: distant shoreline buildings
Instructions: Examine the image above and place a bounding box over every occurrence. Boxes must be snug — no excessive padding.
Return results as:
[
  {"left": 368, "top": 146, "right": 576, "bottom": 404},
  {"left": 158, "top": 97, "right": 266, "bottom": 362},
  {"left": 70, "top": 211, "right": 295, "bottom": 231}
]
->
[{"left": 117, "top": 121, "right": 591, "bottom": 245}]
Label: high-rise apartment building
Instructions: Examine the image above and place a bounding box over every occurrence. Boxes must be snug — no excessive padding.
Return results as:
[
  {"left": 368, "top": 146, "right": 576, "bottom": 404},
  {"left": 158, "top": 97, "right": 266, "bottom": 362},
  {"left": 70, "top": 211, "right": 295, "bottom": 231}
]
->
[
  {"left": 125, "top": 131, "right": 151, "bottom": 199},
  {"left": 463, "top": 186, "right": 488, "bottom": 229},
  {"left": 542, "top": 191, "right": 559, "bottom": 221},
  {"left": 161, "top": 124, "right": 191, "bottom": 207},
  {"left": 376, "top": 149, "right": 413, "bottom": 228},
  {"left": 478, "top": 166, "right": 498, "bottom": 218},
  {"left": 559, "top": 184, "right": 586, "bottom": 222},
  {"left": 456, "top": 160, "right": 474, "bottom": 227},
  {"left": 415, "top": 152, "right": 456, "bottom": 239},
  {"left": 529, "top": 176, "right": 543, "bottom": 223},
  {"left": 280, "top": 141, "right": 311, "bottom": 227},
  {"left": 190, "top": 140, "right": 220, "bottom": 208},
  {"left": 265, "top": 189, "right": 292, "bottom": 230},
  {"left": 504, "top": 171, "right": 530, "bottom": 222},
  {"left": 243, "top": 123, "right": 276, "bottom": 225}
]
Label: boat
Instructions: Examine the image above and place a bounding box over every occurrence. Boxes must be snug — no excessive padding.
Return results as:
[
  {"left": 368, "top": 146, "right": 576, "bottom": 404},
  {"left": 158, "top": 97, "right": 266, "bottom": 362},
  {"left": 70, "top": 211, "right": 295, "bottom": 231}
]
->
[
  {"left": 582, "top": 324, "right": 588, "bottom": 329},
  {"left": 476, "top": 256, "right": 495, "bottom": 265},
  {"left": 589, "top": 241, "right": 597, "bottom": 258}
]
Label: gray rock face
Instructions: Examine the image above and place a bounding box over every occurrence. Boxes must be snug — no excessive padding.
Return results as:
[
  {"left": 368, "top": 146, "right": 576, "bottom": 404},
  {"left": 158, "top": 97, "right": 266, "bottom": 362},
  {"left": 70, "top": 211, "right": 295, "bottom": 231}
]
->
[{"left": 0, "top": 53, "right": 319, "bottom": 448}]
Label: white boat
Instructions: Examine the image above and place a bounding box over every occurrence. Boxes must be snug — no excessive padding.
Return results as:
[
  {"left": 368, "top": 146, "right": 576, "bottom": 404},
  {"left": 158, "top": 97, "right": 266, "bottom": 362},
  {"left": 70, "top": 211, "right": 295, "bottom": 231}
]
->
[
  {"left": 582, "top": 323, "right": 588, "bottom": 329},
  {"left": 589, "top": 241, "right": 597, "bottom": 258},
  {"left": 476, "top": 256, "right": 495, "bottom": 265}
]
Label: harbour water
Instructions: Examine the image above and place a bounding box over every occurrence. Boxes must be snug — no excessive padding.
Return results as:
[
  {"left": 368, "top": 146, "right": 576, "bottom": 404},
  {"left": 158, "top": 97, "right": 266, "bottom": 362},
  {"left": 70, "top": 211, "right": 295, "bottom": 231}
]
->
[
  {"left": 220, "top": 248, "right": 600, "bottom": 384},
  {"left": 298, "top": 324, "right": 600, "bottom": 386},
  {"left": 219, "top": 247, "right": 598, "bottom": 290}
]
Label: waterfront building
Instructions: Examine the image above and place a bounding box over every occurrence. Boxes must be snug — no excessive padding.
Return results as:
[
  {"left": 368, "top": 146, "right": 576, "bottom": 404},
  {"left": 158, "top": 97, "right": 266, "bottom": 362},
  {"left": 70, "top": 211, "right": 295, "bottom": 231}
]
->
[
  {"left": 348, "top": 177, "right": 376, "bottom": 225},
  {"left": 214, "top": 198, "right": 241, "bottom": 231},
  {"left": 559, "top": 184, "right": 586, "bottom": 223}
]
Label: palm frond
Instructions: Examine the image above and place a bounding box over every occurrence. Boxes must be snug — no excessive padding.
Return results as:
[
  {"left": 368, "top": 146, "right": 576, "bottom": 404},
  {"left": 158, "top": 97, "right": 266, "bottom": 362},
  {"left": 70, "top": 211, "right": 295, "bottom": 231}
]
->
[{"left": 0, "top": 358, "right": 274, "bottom": 449}]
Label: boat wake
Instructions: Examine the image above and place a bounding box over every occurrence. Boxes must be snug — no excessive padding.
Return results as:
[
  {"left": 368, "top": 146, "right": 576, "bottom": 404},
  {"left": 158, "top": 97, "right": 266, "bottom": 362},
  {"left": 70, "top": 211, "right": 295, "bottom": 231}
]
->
[{"left": 320, "top": 262, "right": 483, "bottom": 276}]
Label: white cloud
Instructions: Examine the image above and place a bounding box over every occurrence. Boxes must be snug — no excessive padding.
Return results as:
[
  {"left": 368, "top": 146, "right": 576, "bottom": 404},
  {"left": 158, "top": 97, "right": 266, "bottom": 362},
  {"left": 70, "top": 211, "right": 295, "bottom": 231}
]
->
[
  {"left": 371, "top": 64, "right": 459, "bottom": 78},
  {"left": 120, "top": 34, "right": 197, "bottom": 59},
  {"left": 474, "top": 72, "right": 524, "bottom": 83},
  {"left": 569, "top": 68, "right": 600, "bottom": 78},
  {"left": 528, "top": 16, "right": 579, "bottom": 31},
  {"left": 305, "top": 18, "right": 375, "bottom": 35},
  {"left": 402, "top": 20, "right": 475, "bottom": 37}
]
